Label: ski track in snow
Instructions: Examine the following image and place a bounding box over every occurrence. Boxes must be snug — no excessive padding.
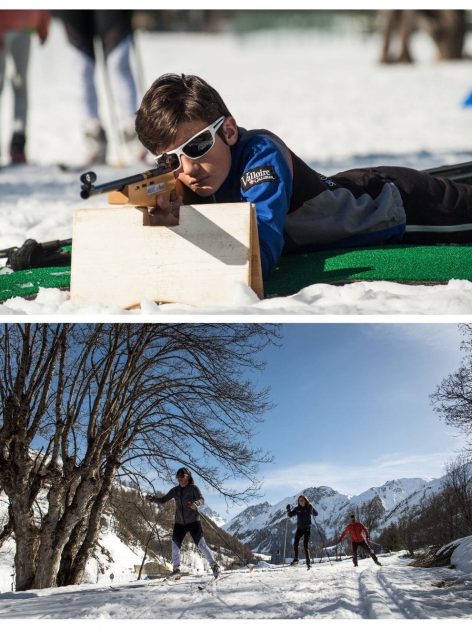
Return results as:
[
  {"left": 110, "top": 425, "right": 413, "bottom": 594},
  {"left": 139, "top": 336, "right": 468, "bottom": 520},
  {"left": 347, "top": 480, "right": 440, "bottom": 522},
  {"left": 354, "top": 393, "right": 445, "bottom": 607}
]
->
[{"left": 2, "top": 554, "right": 471, "bottom": 619}]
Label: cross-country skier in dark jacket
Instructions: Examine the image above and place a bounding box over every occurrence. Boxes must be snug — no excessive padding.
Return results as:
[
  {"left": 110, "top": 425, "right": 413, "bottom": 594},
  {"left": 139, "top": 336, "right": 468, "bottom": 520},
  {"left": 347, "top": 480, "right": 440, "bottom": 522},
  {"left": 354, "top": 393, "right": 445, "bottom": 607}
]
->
[
  {"left": 147, "top": 467, "right": 220, "bottom": 579},
  {"left": 286, "top": 495, "right": 318, "bottom": 569},
  {"left": 135, "top": 73, "right": 472, "bottom": 280},
  {"left": 338, "top": 514, "right": 381, "bottom": 567}
]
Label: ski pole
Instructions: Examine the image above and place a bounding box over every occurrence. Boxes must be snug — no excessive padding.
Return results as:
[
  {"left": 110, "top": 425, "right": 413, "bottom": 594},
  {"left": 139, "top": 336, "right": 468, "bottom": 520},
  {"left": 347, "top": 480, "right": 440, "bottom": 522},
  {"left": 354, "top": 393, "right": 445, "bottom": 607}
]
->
[
  {"left": 131, "top": 30, "right": 147, "bottom": 98},
  {"left": 136, "top": 500, "right": 168, "bottom": 568},
  {"left": 199, "top": 510, "right": 249, "bottom": 568},
  {"left": 312, "top": 518, "right": 332, "bottom": 566},
  {"left": 283, "top": 512, "right": 289, "bottom": 566},
  {"left": 94, "top": 36, "right": 127, "bottom": 166}
]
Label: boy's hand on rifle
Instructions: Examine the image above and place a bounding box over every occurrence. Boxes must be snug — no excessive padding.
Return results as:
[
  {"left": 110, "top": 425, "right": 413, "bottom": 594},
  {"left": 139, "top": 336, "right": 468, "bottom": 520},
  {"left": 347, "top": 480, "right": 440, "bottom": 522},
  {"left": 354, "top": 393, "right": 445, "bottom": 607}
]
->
[{"left": 148, "top": 194, "right": 183, "bottom": 226}]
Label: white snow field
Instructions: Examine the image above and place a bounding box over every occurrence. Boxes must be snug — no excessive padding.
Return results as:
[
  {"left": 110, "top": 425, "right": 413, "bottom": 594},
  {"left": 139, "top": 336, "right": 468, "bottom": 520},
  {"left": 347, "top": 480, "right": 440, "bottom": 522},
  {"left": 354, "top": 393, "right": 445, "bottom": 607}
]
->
[
  {"left": 0, "top": 542, "right": 472, "bottom": 620},
  {"left": 1, "top": 20, "right": 472, "bottom": 314}
]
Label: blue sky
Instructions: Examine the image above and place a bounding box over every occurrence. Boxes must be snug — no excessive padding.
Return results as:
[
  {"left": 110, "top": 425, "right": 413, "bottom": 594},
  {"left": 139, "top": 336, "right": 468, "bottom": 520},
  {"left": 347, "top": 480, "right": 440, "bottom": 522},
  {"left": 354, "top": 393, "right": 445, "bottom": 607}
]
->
[{"left": 202, "top": 323, "right": 466, "bottom": 519}]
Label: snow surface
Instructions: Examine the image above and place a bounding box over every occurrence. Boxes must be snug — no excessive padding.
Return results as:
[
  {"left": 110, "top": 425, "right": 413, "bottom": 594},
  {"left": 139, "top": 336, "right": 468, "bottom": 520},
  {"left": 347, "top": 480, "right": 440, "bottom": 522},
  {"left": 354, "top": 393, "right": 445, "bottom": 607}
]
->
[
  {"left": 1, "top": 23, "right": 472, "bottom": 314},
  {"left": 1, "top": 543, "right": 472, "bottom": 621}
]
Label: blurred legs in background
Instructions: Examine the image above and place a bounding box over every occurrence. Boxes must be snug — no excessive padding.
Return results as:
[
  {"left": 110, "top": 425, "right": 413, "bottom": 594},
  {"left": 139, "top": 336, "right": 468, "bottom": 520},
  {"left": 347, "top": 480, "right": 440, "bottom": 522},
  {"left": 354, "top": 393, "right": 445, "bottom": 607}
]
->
[{"left": 56, "top": 10, "right": 143, "bottom": 165}]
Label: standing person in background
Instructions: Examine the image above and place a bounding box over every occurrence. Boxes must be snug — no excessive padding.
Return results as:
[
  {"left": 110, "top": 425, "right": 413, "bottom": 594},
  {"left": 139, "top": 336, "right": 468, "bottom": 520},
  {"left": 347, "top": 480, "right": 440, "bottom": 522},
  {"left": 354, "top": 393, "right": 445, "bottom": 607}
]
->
[
  {"left": 338, "top": 514, "right": 382, "bottom": 567},
  {"left": 0, "top": 10, "right": 50, "bottom": 164},
  {"left": 146, "top": 467, "right": 220, "bottom": 580},
  {"left": 55, "top": 10, "right": 143, "bottom": 165},
  {"left": 286, "top": 495, "right": 318, "bottom": 570}
]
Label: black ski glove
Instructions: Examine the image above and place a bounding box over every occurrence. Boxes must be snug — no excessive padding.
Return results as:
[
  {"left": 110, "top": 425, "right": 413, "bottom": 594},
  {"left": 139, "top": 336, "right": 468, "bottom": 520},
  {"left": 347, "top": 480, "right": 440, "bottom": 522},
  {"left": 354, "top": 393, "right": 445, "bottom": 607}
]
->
[{"left": 6, "top": 238, "right": 71, "bottom": 271}]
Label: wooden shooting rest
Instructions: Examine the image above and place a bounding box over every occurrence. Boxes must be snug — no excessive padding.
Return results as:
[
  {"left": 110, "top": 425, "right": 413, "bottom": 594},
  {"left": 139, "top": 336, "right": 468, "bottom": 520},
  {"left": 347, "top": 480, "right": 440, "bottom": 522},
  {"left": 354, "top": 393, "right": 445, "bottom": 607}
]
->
[{"left": 70, "top": 187, "right": 263, "bottom": 308}]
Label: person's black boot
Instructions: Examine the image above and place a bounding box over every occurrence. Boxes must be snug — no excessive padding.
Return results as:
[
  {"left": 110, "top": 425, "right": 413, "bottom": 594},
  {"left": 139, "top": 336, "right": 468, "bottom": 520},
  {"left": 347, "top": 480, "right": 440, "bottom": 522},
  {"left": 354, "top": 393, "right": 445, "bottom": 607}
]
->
[{"left": 9, "top": 131, "right": 27, "bottom": 164}]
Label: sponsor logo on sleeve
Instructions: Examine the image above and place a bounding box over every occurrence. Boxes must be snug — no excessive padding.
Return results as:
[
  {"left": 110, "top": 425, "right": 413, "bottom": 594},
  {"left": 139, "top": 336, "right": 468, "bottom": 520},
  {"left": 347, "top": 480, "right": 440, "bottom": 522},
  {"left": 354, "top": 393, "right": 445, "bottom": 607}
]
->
[{"left": 240, "top": 165, "right": 278, "bottom": 191}]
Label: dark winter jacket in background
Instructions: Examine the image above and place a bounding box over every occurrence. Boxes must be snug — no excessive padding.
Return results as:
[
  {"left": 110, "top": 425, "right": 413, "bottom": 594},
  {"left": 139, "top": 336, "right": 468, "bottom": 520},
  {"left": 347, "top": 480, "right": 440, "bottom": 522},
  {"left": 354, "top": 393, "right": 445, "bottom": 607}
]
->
[
  {"left": 287, "top": 503, "right": 318, "bottom": 529},
  {"left": 149, "top": 483, "right": 204, "bottom": 524}
]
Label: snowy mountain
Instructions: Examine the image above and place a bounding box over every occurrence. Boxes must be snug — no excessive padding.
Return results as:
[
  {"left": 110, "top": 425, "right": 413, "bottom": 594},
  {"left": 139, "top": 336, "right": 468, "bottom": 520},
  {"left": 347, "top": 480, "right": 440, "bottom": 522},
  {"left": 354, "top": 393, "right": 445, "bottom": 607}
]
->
[
  {"left": 200, "top": 504, "right": 226, "bottom": 528},
  {"left": 223, "top": 477, "right": 433, "bottom": 554}
]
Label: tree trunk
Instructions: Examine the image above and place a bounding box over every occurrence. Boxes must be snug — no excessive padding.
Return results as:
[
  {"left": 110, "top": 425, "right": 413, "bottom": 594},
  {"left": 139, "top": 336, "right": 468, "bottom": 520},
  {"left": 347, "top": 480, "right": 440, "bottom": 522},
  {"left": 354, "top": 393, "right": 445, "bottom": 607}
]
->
[
  {"left": 12, "top": 508, "right": 39, "bottom": 591},
  {"left": 65, "top": 463, "right": 118, "bottom": 585}
]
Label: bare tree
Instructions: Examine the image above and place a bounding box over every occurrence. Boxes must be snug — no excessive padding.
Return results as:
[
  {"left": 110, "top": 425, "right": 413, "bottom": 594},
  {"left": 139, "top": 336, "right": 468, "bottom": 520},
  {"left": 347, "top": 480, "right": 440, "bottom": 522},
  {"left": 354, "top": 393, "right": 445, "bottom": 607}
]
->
[
  {"left": 0, "top": 323, "right": 278, "bottom": 590},
  {"left": 431, "top": 324, "right": 472, "bottom": 455},
  {"left": 444, "top": 455, "right": 472, "bottom": 533},
  {"left": 358, "top": 496, "right": 385, "bottom": 534}
]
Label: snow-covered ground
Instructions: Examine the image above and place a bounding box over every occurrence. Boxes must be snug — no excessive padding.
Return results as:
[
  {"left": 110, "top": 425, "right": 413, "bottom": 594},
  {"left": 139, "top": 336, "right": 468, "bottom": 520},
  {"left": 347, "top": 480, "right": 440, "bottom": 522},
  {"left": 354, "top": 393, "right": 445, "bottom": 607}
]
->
[
  {"left": 1, "top": 541, "right": 472, "bottom": 620},
  {"left": 1, "top": 21, "right": 472, "bottom": 314}
]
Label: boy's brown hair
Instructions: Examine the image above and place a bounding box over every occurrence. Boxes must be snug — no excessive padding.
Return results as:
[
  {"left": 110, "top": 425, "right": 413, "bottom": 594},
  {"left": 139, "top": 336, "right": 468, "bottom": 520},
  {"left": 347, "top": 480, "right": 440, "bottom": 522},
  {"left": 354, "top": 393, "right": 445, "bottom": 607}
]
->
[{"left": 135, "top": 73, "right": 232, "bottom": 155}]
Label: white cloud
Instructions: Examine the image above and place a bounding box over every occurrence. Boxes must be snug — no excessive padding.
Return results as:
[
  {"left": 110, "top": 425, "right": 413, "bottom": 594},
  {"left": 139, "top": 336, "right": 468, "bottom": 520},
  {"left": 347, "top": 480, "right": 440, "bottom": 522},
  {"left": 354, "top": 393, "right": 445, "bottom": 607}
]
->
[{"left": 259, "top": 448, "right": 463, "bottom": 497}]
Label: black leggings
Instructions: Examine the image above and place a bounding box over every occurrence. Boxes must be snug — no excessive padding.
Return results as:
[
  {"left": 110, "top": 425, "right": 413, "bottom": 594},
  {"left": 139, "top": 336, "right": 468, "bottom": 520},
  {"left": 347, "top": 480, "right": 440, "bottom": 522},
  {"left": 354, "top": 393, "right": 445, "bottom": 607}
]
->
[
  {"left": 172, "top": 521, "right": 203, "bottom": 548},
  {"left": 294, "top": 526, "right": 311, "bottom": 563},
  {"left": 351, "top": 540, "right": 379, "bottom": 566}
]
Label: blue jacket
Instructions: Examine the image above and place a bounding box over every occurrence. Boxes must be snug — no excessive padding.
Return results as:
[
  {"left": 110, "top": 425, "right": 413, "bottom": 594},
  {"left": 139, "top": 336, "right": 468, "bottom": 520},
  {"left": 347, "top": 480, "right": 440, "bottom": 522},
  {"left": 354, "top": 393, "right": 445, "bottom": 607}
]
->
[{"left": 214, "top": 128, "right": 407, "bottom": 278}]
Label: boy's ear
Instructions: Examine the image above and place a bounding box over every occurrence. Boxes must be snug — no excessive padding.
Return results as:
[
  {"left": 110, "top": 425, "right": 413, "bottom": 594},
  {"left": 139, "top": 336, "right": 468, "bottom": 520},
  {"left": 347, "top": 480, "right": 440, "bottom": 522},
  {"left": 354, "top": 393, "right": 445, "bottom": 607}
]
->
[{"left": 222, "top": 116, "right": 238, "bottom": 146}]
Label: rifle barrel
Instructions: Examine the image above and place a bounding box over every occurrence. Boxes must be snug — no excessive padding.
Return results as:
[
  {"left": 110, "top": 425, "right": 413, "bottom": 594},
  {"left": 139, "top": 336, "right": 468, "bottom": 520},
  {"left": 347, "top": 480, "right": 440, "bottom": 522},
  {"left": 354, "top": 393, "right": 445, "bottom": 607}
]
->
[{"left": 80, "top": 166, "right": 170, "bottom": 199}]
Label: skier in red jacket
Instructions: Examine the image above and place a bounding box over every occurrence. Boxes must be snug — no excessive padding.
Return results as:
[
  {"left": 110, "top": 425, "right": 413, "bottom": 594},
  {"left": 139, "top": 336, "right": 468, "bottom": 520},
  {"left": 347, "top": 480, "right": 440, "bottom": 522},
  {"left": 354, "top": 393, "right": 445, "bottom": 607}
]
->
[{"left": 338, "top": 514, "right": 381, "bottom": 567}]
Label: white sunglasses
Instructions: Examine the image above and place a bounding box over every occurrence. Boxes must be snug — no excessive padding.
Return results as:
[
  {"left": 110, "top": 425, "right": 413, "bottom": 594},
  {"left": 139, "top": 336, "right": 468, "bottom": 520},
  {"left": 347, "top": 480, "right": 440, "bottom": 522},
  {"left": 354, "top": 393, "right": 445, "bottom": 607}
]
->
[{"left": 155, "top": 116, "right": 225, "bottom": 171}]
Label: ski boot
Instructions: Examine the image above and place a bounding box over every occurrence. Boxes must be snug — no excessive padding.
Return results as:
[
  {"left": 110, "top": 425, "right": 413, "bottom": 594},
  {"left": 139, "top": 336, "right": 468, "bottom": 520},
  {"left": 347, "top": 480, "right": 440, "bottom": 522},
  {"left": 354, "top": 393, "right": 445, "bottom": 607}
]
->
[
  {"left": 84, "top": 119, "right": 107, "bottom": 165},
  {"left": 9, "top": 131, "right": 27, "bottom": 164},
  {"left": 170, "top": 568, "right": 181, "bottom": 580},
  {"left": 211, "top": 563, "right": 220, "bottom": 579},
  {"left": 290, "top": 559, "right": 299, "bottom": 566},
  {"left": 122, "top": 118, "right": 147, "bottom": 164}
]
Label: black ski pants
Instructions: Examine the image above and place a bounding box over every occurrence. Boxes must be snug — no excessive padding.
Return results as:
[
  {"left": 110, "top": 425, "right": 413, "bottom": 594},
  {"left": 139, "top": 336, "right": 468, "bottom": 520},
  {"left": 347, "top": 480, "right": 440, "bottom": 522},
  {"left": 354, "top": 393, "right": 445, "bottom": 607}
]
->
[
  {"left": 351, "top": 540, "right": 379, "bottom": 567},
  {"left": 55, "top": 10, "right": 133, "bottom": 59},
  {"left": 294, "top": 526, "right": 311, "bottom": 564},
  {"left": 172, "top": 521, "right": 203, "bottom": 548},
  {"left": 335, "top": 166, "right": 472, "bottom": 244}
]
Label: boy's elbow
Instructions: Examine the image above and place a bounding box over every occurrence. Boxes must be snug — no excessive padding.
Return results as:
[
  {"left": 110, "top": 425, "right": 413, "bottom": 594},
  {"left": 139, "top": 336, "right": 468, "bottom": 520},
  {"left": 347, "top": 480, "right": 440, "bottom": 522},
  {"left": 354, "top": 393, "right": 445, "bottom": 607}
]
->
[{"left": 260, "top": 243, "right": 281, "bottom": 279}]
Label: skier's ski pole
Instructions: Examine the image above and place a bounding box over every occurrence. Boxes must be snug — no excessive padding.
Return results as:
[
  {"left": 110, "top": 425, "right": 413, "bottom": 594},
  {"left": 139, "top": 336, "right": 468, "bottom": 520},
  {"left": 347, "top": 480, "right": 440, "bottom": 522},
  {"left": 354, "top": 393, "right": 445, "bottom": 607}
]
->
[
  {"left": 283, "top": 511, "right": 289, "bottom": 566},
  {"left": 94, "top": 36, "right": 126, "bottom": 166},
  {"left": 312, "top": 518, "right": 332, "bottom": 566},
  {"left": 131, "top": 30, "right": 147, "bottom": 98},
  {"left": 199, "top": 510, "right": 249, "bottom": 568},
  {"left": 136, "top": 498, "right": 168, "bottom": 568}
]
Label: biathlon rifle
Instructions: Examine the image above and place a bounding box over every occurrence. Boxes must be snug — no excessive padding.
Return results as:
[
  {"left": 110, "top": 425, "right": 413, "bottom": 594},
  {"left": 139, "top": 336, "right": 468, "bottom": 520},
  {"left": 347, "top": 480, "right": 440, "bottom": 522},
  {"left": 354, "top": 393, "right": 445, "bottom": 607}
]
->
[{"left": 79, "top": 154, "right": 180, "bottom": 207}]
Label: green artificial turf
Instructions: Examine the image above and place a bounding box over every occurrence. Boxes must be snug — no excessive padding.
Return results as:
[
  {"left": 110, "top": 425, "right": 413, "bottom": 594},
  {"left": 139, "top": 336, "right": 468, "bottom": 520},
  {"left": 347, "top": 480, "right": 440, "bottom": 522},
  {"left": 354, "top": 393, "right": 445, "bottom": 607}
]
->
[
  {"left": 1, "top": 245, "right": 472, "bottom": 302},
  {"left": 264, "top": 245, "right": 472, "bottom": 297},
  {"left": 0, "top": 267, "right": 71, "bottom": 302}
]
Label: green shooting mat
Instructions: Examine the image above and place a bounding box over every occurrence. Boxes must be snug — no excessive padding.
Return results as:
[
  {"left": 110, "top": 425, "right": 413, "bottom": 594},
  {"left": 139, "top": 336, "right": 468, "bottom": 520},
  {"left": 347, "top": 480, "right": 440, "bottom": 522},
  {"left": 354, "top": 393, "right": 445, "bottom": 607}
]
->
[
  {"left": 264, "top": 244, "right": 472, "bottom": 296},
  {"left": 1, "top": 244, "right": 472, "bottom": 302}
]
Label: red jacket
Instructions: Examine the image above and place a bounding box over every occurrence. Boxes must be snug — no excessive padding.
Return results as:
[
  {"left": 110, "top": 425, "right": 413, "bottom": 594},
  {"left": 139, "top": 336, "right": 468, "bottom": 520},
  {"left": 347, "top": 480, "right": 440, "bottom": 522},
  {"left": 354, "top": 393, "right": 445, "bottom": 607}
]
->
[
  {"left": 0, "top": 10, "right": 50, "bottom": 43},
  {"left": 339, "top": 521, "right": 369, "bottom": 544}
]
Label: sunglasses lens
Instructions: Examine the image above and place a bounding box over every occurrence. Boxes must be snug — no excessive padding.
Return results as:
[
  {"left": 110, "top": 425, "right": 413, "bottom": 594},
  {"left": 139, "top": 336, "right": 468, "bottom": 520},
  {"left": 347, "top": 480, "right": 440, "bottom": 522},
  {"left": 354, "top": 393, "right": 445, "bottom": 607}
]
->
[
  {"left": 155, "top": 152, "right": 181, "bottom": 171},
  {"left": 183, "top": 130, "right": 214, "bottom": 158}
]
